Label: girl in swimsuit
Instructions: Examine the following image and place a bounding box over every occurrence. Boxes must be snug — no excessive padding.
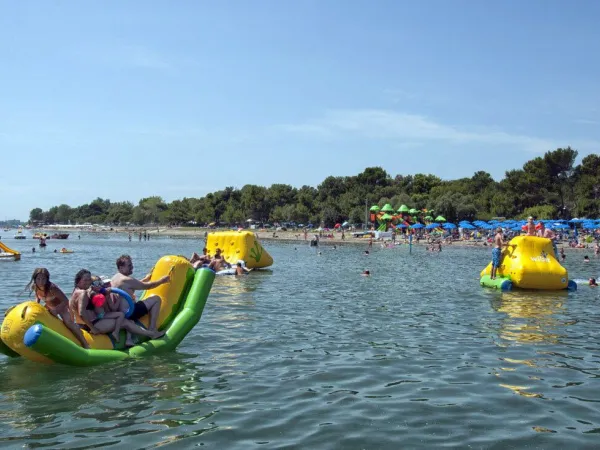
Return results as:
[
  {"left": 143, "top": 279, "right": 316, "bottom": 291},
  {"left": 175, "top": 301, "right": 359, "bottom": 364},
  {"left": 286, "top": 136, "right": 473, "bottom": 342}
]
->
[{"left": 26, "top": 268, "right": 90, "bottom": 349}]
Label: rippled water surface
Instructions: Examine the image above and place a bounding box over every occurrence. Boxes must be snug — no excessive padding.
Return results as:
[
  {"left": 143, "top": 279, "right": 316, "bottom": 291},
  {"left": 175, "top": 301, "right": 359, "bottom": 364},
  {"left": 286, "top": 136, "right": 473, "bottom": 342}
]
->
[{"left": 1, "top": 233, "right": 600, "bottom": 449}]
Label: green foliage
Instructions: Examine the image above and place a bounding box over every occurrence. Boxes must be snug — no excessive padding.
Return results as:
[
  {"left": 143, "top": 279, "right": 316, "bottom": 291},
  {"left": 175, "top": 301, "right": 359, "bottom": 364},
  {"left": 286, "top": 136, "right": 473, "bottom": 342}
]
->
[
  {"left": 519, "top": 205, "right": 558, "bottom": 220},
  {"left": 28, "top": 151, "right": 596, "bottom": 226}
]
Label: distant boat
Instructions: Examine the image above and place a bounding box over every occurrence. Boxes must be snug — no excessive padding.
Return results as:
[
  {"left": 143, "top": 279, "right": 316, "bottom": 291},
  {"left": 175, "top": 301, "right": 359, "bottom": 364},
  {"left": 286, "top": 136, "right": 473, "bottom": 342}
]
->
[{"left": 50, "top": 233, "right": 69, "bottom": 239}]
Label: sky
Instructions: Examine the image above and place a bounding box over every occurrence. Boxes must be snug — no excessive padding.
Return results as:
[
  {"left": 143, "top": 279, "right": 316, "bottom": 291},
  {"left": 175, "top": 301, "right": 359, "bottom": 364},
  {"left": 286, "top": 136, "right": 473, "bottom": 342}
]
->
[{"left": 1, "top": 1, "right": 600, "bottom": 220}]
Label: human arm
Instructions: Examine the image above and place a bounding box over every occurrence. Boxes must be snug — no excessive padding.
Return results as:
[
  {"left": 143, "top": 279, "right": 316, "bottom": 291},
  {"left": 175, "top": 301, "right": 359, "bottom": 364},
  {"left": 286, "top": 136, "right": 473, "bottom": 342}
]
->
[
  {"left": 121, "top": 275, "right": 170, "bottom": 291},
  {"left": 75, "top": 291, "right": 100, "bottom": 334}
]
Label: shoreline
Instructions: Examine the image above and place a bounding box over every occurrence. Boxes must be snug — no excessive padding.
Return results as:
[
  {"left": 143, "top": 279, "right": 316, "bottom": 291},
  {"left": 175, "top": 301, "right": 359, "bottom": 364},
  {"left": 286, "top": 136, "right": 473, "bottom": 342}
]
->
[{"left": 29, "top": 225, "right": 590, "bottom": 250}]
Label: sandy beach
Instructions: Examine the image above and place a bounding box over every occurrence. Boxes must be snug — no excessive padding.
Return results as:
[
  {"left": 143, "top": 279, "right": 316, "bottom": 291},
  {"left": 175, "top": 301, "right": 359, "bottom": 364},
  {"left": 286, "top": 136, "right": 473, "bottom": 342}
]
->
[{"left": 31, "top": 225, "right": 584, "bottom": 249}]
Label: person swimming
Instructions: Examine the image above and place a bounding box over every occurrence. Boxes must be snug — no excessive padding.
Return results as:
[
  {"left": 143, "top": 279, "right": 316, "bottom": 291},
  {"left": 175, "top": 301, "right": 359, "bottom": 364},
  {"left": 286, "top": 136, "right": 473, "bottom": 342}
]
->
[
  {"left": 589, "top": 278, "right": 598, "bottom": 287},
  {"left": 362, "top": 270, "right": 370, "bottom": 276},
  {"left": 584, "top": 256, "right": 590, "bottom": 263}
]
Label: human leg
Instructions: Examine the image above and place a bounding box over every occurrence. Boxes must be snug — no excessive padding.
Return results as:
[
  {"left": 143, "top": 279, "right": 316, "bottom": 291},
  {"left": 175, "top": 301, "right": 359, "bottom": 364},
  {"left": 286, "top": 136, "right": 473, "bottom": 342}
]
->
[
  {"left": 60, "top": 307, "right": 90, "bottom": 349},
  {"left": 141, "top": 295, "right": 162, "bottom": 331},
  {"left": 122, "top": 320, "right": 165, "bottom": 340},
  {"left": 104, "top": 311, "right": 125, "bottom": 341}
]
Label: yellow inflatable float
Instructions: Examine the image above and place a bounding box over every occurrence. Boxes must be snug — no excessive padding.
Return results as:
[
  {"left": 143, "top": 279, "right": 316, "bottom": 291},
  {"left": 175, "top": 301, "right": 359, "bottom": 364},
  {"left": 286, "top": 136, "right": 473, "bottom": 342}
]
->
[
  {"left": 480, "top": 236, "right": 576, "bottom": 291},
  {"left": 206, "top": 231, "right": 273, "bottom": 269},
  {"left": 0, "top": 255, "right": 215, "bottom": 366}
]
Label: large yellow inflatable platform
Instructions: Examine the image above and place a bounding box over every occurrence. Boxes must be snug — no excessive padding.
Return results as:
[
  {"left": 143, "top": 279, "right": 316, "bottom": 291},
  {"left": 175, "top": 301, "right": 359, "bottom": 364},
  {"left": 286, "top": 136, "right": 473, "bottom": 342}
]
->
[
  {"left": 206, "top": 231, "right": 273, "bottom": 269},
  {"left": 480, "top": 236, "right": 575, "bottom": 291}
]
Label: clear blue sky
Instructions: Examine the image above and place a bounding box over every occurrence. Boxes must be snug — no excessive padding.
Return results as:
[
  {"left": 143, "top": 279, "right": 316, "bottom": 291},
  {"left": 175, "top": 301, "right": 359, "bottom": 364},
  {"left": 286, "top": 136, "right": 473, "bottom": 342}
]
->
[{"left": 1, "top": 1, "right": 599, "bottom": 220}]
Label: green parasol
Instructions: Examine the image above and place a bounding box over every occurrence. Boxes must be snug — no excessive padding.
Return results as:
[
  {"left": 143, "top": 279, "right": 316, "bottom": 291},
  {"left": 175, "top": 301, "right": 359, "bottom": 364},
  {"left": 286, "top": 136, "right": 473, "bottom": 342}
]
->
[
  {"left": 369, "top": 205, "right": 380, "bottom": 212},
  {"left": 424, "top": 215, "right": 433, "bottom": 220},
  {"left": 398, "top": 204, "right": 410, "bottom": 212},
  {"left": 409, "top": 208, "right": 419, "bottom": 214},
  {"left": 381, "top": 203, "right": 394, "bottom": 213},
  {"left": 435, "top": 215, "right": 446, "bottom": 222}
]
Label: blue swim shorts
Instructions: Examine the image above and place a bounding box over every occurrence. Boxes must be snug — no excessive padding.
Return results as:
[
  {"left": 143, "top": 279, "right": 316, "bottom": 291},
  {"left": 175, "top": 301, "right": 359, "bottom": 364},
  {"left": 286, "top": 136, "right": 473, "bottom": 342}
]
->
[{"left": 492, "top": 248, "right": 501, "bottom": 267}]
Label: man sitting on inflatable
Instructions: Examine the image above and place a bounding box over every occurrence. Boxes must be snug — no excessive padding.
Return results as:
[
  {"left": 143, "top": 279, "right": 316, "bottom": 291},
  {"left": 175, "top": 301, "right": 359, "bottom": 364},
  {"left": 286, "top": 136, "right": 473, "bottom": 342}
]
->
[{"left": 110, "top": 255, "right": 170, "bottom": 340}]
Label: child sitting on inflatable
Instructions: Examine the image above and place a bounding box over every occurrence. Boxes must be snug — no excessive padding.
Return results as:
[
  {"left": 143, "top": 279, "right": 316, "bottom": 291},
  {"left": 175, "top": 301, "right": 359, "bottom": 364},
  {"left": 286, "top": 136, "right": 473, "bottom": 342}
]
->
[{"left": 90, "top": 292, "right": 126, "bottom": 341}]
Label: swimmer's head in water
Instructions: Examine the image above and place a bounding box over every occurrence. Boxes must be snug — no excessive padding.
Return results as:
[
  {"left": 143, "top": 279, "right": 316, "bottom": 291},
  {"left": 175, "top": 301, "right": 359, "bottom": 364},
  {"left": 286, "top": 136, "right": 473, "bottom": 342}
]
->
[
  {"left": 363, "top": 270, "right": 370, "bottom": 275},
  {"left": 590, "top": 278, "right": 598, "bottom": 286}
]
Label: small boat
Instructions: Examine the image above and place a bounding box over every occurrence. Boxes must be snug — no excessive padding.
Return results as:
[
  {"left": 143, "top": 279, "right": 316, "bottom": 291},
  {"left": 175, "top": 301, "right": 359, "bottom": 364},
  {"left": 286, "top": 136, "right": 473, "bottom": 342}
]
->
[
  {"left": 32, "top": 233, "right": 47, "bottom": 239},
  {"left": 50, "top": 233, "right": 69, "bottom": 240}
]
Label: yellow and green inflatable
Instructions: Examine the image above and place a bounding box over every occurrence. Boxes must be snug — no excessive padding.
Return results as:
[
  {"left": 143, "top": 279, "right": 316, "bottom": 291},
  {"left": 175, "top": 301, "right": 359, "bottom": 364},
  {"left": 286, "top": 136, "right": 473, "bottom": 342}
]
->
[
  {"left": 0, "top": 255, "right": 215, "bottom": 366},
  {"left": 206, "top": 231, "right": 273, "bottom": 269},
  {"left": 480, "top": 236, "right": 576, "bottom": 291}
]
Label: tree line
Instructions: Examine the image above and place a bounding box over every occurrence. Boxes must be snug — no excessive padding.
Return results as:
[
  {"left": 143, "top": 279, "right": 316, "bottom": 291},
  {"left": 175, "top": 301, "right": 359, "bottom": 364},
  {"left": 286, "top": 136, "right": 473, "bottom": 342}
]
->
[{"left": 29, "top": 147, "right": 600, "bottom": 227}]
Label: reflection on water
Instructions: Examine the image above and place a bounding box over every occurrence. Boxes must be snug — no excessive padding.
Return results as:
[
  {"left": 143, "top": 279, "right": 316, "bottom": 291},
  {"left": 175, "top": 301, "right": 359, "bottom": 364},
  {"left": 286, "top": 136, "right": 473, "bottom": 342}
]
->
[
  {"left": 0, "top": 354, "right": 223, "bottom": 447},
  {"left": 490, "top": 291, "right": 571, "bottom": 344}
]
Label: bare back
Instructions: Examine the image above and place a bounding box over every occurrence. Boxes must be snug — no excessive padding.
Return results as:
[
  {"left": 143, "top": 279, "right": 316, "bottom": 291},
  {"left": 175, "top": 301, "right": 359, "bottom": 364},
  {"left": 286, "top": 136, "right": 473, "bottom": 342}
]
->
[
  {"left": 70, "top": 288, "right": 95, "bottom": 325},
  {"left": 494, "top": 233, "right": 503, "bottom": 249}
]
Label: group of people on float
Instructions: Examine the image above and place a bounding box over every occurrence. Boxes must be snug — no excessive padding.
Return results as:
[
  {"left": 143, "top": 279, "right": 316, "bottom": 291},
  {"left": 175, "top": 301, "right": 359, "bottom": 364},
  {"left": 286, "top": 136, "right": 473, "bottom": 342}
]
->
[
  {"left": 188, "top": 247, "right": 252, "bottom": 275},
  {"left": 25, "top": 254, "right": 169, "bottom": 349}
]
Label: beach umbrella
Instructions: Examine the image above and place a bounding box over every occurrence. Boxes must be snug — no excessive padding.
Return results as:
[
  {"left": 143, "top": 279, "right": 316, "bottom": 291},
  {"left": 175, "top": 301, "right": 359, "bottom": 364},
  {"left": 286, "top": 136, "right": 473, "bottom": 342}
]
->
[
  {"left": 409, "top": 208, "right": 419, "bottom": 214},
  {"left": 396, "top": 224, "right": 407, "bottom": 228},
  {"left": 411, "top": 223, "right": 424, "bottom": 229},
  {"left": 460, "top": 223, "right": 475, "bottom": 229},
  {"left": 435, "top": 215, "right": 446, "bottom": 222},
  {"left": 381, "top": 203, "right": 394, "bottom": 213},
  {"left": 342, "top": 221, "right": 349, "bottom": 227},
  {"left": 424, "top": 215, "right": 433, "bottom": 220},
  {"left": 426, "top": 223, "right": 440, "bottom": 229},
  {"left": 398, "top": 205, "right": 410, "bottom": 213},
  {"left": 443, "top": 223, "right": 456, "bottom": 229},
  {"left": 369, "top": 205, "right": 380, "bottom": 212}
]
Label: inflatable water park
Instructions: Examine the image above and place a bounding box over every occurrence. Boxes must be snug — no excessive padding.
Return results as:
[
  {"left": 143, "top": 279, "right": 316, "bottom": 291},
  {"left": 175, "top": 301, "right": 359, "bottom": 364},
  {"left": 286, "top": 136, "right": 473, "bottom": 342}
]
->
[
  {"left": 480, "top": 236, "right": 576, "bottom": 291},
  {"left": 207, "top": 230, "right": 273, "bottom": 274},
  {"left": 0, "top": 230, "right": 273, "bottom": 366}
]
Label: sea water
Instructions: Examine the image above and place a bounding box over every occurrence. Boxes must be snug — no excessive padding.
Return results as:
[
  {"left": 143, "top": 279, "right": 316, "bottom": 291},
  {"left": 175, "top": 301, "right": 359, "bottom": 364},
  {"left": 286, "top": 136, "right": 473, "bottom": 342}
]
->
[{"left": 0, "top": 233, "right": 599, "bottom": 448}]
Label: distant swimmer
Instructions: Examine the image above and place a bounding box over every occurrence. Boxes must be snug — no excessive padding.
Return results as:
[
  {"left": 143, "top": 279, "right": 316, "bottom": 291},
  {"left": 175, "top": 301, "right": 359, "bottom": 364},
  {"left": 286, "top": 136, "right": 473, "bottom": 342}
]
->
[
  {"left": 589, "top": 278, "right": 598, "bottom": 287},
  {"left": 364, "top": 250, "right": 369, "bottom": 255},
  {"left": 235, "top": 262, "right": 252, "bottom": 276},
  {"left": 584, "top": 256, "right": 590, "bottom": 263},
  {"left": 362, "top": 270, "right": 370, "bottom": 276}
]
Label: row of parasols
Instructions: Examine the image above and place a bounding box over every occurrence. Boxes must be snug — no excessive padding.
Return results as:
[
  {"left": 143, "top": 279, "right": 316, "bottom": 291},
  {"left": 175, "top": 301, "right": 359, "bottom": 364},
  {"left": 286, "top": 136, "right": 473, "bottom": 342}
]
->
[{"left": 370, "top": 204, "right": 446, "bottom": 223}]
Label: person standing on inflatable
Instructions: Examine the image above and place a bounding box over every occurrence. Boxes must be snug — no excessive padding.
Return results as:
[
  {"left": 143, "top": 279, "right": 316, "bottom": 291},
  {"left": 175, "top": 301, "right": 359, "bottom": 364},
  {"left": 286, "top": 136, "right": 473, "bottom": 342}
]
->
[
  {"left": 525, "top": 216, "right": 536, "bottom": 236},
  {"left": 110, "top": 255, "right": 169, "bottom": 333},
  {"left": 537, "top": 222, "right": 558, "bottom": 258},
  {"left": 490, "top": 227, "right": 505, "bottom": 280}
]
